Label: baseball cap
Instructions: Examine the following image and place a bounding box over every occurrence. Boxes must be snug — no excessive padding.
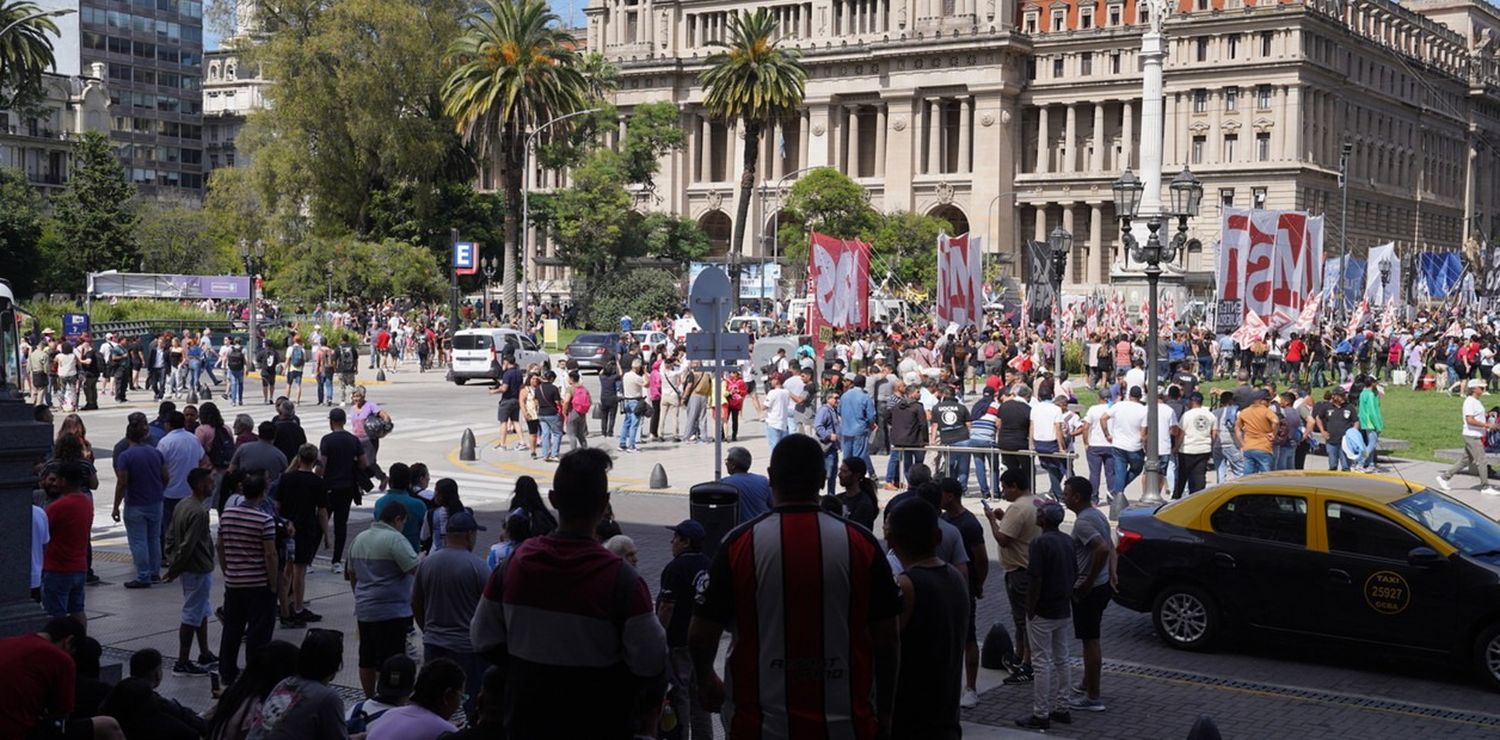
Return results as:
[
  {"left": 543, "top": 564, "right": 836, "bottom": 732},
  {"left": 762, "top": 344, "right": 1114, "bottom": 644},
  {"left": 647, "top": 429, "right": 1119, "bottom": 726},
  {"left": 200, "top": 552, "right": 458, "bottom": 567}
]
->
[
  {"left": 374, "top": 655, "right": 417, "bottom": 701},
  {"left": 446, "top": 510, "right": 487, "bottom": 532},
  {"left": 1037, "top": 502, "right": 1066, "bottom": 527},
  {"left": 1468, "top": 379, "right": 1488, "bottom": 389},
  {"left": 666, "top": 519, "right": 706, "bottom": 545},
  {"left": 42, "top": 327, "right": 54, "bottom": 335}
]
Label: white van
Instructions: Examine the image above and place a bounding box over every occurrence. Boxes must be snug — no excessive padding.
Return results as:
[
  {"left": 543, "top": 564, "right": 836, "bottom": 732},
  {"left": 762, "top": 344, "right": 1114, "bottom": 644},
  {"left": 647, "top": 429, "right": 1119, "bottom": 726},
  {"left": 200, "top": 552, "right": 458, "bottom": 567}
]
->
[{"left": 450, "top": 328, "right": 551, "bottom": 385}]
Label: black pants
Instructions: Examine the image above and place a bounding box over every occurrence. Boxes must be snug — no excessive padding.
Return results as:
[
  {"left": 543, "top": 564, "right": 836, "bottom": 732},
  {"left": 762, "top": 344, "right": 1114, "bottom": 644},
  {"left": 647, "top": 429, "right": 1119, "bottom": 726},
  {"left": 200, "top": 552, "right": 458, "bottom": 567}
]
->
[
  {"left": 726, "top": 408, "right": 740, "bottom": 440},
  {"left": 1000, "top": 448, "right": 1032, "bottom": 483},
  {"left": 328, "top": 487, "right": 356, "bottom": 563},
  {"left": 147, "top": 368, "right": 165, "bottom": 399},
  {"left": 649, "top": 399, "right": 662, "bottom": 437},
  {"left": 1172, "top": 452, "right": 1211, "bottom": 499},
  {"left": 113, "top": 367, "right": 130, "bottom": 402},
  {"left": 82, "top": 375, "right": 98, "bottom": 409},
  {"left": 218, "top": 586, "right": 276, "bottom": 686},
  {"left": 600, "top": 401, "right": 618, "bottom": 437}
]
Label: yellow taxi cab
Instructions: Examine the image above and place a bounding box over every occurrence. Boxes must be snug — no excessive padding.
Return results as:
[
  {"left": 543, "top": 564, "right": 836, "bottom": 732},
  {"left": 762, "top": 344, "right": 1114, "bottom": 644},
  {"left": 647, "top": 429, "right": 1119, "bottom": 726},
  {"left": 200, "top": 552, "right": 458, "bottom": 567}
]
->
[{"left": 1112, "top": 472, "right": 1500, "bottom": 690}]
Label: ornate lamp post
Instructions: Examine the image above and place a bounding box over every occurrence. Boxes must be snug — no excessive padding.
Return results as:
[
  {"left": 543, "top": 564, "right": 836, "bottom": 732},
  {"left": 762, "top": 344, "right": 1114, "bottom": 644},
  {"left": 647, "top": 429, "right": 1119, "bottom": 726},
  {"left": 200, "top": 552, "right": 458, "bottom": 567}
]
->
[
  {"left": 238, "top": 238, "right": 266, "bottom": 360},
  {"left": 1047, "top": 226, "right": 1073, "bottom": 384},
  {"left": 1112, "top": 167, "right": 1203, "bottom": 505},
  {"left": 481, "top": 257, "right": 499, "bottom": 322}
]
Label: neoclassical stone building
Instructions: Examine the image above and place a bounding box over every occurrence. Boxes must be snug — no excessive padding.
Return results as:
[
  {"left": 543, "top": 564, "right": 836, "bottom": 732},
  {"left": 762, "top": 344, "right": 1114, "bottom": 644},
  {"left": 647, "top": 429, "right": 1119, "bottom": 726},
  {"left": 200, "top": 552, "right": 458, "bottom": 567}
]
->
[{"left": 538, "top": 0, "right": 1500, "bottom": 299}]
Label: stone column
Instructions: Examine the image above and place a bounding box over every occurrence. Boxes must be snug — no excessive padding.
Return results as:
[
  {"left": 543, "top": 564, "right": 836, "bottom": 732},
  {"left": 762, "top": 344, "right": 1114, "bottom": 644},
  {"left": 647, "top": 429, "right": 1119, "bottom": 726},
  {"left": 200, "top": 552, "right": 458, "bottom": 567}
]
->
[
  {"left": 1062, "top": 204, "right": 1076, "bottom": 283},
  {"left": 882, "top": 91, "right": 917, "bottom": 207},
  {"left": 848, "top": 106, "right": 863, "bottom": 176},
  {"left": 1284, "top": 85, "right": 1302, "bottom": 160},
  {"left": 958, "top": 97, "right": 972, "bottom": 173},
  {"left": 1088, "top": 203, "right": 1104, "bottom": 285},
  {"left": 1091, "top": 102, "right": 1105, "bottom": 172},
  {"left": 1122, "top": 100, "right": 1133, "bottom": 170},
  {"left": 928, "top": 99, "right": 943, "bottom": 174},
  {"left": 1035, "top": 204, "right": 1048, "bottom": 242},
  {"left": 1063, "top": 104, "right": 1077, "bottom": 173},
  {"left": 875, "top": 104, "right": 888, "bottom": 176},
  {"left": 1035, "top": 104, "right": 1049, "bottom": 173},
  {"left": 800, "top": 109, "right": 812, "bottom": 170},
  {"left": 700, "top": 114, "right": 712, "bottom": 182}
]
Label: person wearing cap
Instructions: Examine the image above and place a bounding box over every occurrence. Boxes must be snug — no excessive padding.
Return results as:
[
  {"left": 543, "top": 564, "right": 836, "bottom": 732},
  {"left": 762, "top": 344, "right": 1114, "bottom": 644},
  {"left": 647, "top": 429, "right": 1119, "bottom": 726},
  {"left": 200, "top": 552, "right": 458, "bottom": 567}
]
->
[
  {"left": 839, "top": 373, "right": 878, "bottom": 476},
  {"left": 412, "top": 509, "right": 491, "bottom": 721},
  {"left": 1234, "top": 390, "right": 1279, "bottom": 475},
  {"left": 1175, "top": 392, "right": 1215, "bottom": 498},
  {"left": 1312, "top": 386, "right": 1357, "bottom": 472},
  {"left": 658, "top": 520, "right": 711, "bottom": 740},
  {"left": 1015, "top": 501, "right": 1078, "bottom": 731},
  {"left": 721, "top": 446, "right": 772, "bottom": 521},
  {"left": 348, "top": 502, "right": 421, "bottom": 698},
  {"left": 346, "top": 654, "right": 414, "bottom": 733},
  {"left": 1436, "top": 379, "right": 1500, "bottom": 496}
]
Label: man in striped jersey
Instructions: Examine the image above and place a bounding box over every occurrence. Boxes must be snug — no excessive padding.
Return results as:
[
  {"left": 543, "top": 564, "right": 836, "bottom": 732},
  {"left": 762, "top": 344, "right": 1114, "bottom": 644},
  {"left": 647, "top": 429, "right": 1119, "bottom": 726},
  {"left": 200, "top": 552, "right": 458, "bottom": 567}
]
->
[
  {"left": 214, "top": 472, "right": 278, "bottom": 686},
  {"left": 690, "top": 433, "right": 903, "bottom": 740}
]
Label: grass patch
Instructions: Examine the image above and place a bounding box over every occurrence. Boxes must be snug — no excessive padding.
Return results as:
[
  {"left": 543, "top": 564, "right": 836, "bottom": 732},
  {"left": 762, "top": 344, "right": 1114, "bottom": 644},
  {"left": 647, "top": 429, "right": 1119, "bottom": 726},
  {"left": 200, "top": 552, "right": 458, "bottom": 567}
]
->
[{"left": 1072, "top": 378, "right": 1473, "bottom": 463}]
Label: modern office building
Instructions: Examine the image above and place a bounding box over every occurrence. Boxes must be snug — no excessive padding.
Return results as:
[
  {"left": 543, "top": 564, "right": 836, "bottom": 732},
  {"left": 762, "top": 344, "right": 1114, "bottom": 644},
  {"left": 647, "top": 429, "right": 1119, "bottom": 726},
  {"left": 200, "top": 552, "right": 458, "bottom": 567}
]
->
[{"left": 580, "top": 0, "right": 1500, "bottom": 299}]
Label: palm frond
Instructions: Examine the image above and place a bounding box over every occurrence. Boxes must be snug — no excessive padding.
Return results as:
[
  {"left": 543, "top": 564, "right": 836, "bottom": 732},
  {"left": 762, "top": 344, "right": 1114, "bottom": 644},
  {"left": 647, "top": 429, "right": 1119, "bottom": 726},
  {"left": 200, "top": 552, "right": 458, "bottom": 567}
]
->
[{"left": 698, "top": 8, "right": 806, "bottom": 126}]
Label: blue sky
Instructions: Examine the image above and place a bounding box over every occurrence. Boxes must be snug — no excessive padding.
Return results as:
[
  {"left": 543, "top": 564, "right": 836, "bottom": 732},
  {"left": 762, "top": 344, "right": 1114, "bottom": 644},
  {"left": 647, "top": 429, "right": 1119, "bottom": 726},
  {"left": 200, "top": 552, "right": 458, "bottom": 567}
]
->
[{"left": 204, "top": 0, "right": 585, "bottom": 50}]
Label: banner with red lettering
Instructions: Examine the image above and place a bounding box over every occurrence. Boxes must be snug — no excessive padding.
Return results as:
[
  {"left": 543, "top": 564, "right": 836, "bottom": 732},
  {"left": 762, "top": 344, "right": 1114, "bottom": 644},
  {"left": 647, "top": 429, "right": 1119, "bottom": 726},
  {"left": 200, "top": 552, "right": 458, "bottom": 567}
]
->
[
  {"left": 937, "top": 232, "right": 984, "bottom": 328},
  {"left": 808, "top": 231, "right": 871, "bottom": 346},
  {"left": 1216, "top": 208, "right": 1324, "bottom": 333}
]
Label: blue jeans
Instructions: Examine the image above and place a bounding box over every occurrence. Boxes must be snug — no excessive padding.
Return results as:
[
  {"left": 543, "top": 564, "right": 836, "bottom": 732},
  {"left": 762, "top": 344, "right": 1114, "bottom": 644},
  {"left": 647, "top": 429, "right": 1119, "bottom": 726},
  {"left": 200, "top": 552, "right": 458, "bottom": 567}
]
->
[
  {"left": 618, "top": 400, "right": 641, "bottom": 449},
  {"left": 1242, "top": 449, "right": 1273, "bottom": 475},
  {"left": 1217, "top": 448, "right": 1243, "bottom": 483},
  {"left": 1326, "top": 441, "right": 1349, "bottom": 471},
  {"left": 959, "top": 439, "right": 1000, "bottom": 496},
  {"left": 840, "top": 434, "right": 873, "bottom": 479},
  {"left": 228, "top": 370, "right": 244, "bottom": 404},
  {"left": 188, "top": 361, "right": 203, "bottom": 394},
  {"left": 767, "top": 425, "right": 790, "bottom": 451},
  {"left": 123, "top": 501, "right": 163, "bottom": 583},
  {"left": 1357, "top": 430, "right": 1379, "bottom": 468},
  {"left": 1273, "top": 446, "right": 1297, "bottom": 471},
  {"left": 318, "top": 372, "right": 334, "bottom": 404},
  {"left": 1036, "top": 440, "right": 1066, "bottom": 500},
  {"left": 41, "top": 571, "right": 86, "bottom": 617},
  {"left": 886, "top": 449, "right": 924, "bottom": 485},
  {"left": 203, "top": 360, "right": 220, "bottom": 385},
  {"left": 823, "top": 445, "right": 840, "bottom": 496},
  {"left": 1086, "top": 446, "right": 1117, "bottom": 500},
  {"left": 539, "top": 415, "right": 562, "bottom": 458},
  {"left": 1111, "top": 448, "right": 1146, "bottom": 495}
]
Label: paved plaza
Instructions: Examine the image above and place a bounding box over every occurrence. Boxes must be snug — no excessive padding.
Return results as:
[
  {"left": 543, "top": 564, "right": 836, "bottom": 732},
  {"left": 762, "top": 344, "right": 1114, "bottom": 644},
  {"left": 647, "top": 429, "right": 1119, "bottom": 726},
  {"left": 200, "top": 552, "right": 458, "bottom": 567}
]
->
[{"left": 66, "top": 367, "right": 1500, "bottom": 738}]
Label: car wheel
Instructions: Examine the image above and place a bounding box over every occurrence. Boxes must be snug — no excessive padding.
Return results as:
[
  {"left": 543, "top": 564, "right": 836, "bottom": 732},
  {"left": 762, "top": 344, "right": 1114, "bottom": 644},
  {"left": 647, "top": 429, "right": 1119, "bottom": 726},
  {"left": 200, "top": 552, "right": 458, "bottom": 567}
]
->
[
  {"left": 454, "top": 378, "right": 467, "bottom": 386},
  {"left": 1475, "top": 623, "right": 1500, "bottom": 692},
  {"left": 1151, "top": 584, "right": 1220, "bottom": 651}
]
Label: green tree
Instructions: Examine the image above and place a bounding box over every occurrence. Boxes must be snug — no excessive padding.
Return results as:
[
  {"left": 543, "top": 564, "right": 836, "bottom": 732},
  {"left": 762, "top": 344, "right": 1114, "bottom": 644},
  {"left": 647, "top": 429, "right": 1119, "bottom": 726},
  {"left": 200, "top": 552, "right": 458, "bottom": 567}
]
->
[
  {"left": 0, "top": 167, "right": 44, "bottom": 296},
  {"left": 50, "top": 131, "right": 138, "bottom": 290},
  {"left": 267, "top": 236, "right": 444, "bottom": 305},
  {"left": 618, "top": 101, "right": 684, "bottom": 190},
  {"left": 0, "top": 0, "right": 62, "bottom": 109},
  {"left": 865, "top": 210, "right": 952, "bottom": 291},
  {"left": 778, "top": 169, "right": 878, "bottom": 271},
  {"left": 699, "top": 8, "right": 806, "bottom": 297},
  {"left": 547, "top": 150, "right": 634, "bottom": 279},
  {"left": 583, "top": 268, "right": 682, "bottom": 330},
  {"left": 578, "top": 51, "right": 620, "bottom": 103},
  {"left": 443, "top": 0, "right": 587, "bottom": 320},
  {"left": 637, "top": 213, "right": 711, "bottom": 265},
  {"left": 242, "top": 0, "right": 472, "bottom": 240},
  {"left": 135, "top": 203, "right": 233, "bottom": 276}
]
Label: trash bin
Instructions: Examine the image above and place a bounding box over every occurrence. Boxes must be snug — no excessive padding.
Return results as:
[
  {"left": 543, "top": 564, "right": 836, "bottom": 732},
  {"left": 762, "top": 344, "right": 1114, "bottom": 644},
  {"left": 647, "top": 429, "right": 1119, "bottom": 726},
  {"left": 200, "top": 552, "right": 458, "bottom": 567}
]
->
[{"left": 689, "top": 482, "right": 740, "bottom": 559}]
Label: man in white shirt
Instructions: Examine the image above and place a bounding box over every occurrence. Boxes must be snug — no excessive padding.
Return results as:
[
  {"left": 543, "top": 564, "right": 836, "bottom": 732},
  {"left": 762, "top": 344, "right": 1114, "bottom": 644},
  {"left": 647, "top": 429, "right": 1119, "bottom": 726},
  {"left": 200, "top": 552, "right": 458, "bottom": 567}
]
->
[
  {"left": 1081, "top": 399, "right": 1116, "bottom": 499},
  {"left": 1030, "top": 393, "right": 1066, "bottom": 499},
  {"left": 763, "top": 373, "right": 794, "bottom": 451},
  {"left": 1149, "top": 398, "right": 1180, "bottom": 499},
  {"left": 1106, "top": 386, "right": 1148, "bottom": 499},
  {"left": 1123, "top": 360, "right": 1147, "bottom": 393},
  {"left": 1436, "top": 379, "right": 1499, "bottom": 495},
  {"left": 1173, "top": 392, "right": 1215, "bottom": 498}
]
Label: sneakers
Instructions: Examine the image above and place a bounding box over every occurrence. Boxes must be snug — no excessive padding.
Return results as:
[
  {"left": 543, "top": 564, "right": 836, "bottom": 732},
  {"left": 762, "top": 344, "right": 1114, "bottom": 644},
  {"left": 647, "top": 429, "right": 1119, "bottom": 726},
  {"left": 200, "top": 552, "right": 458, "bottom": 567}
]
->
[
  {"left": 297, "top": 609, "right": 323, "bottom": 623},
  {"left": 1002, "top": 665, "right": 1034, "bottom": 685},
  {"left": 959, "top": 688, "right": 979, "bottom": 709},
  {"left": 172, "top": 661, "right": 210, "bottom": 677},
  {"left": 1435, "top": 474, "right": 1452, "bottom": 492},
  {"left": 197, "top": 652, "right": 219, "bottom": 668},
  {"left": 1015, "top": 714, "right": 1051, "bottom": 730},
  {"left": 1067, "top": 696, "right": 1107, "bottom": 712},
  {"left": 331, "top": 562, "right": 345, "bottom": 575},
  {"left": 279, "top": 615, "right": 306, "bottom": 629},
  {"left": 123, "top": 580, "right": 150, "bottom": 589},
  {"left": 1482, "top": 487, "right": 1500, "bottom": 496}
]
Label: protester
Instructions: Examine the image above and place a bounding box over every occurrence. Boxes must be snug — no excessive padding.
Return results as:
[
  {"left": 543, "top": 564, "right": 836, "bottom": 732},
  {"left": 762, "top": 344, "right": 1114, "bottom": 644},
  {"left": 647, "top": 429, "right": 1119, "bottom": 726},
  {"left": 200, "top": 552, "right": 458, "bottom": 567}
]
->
[
  {"left": 986, "top": 467, "right": 1039, "bottom": 685},
  {"left": 1436, "top": 379, "right": 1500, "bottom": 495},
  {"left": 1235, "top": 391, "right": 1279, "bottom": 475},
  {"left": 1174, "top": 392, "right": 1215, "bottom": 498},
  {"left": 657, "top": 520, "right": 712, "bottom": 740},
  {"left": 720, "top": 446, "right": 772, "bottom": 521},
  {"left": 937, "top": 478, "right": 987, "bottom": 709},
  {"left": 886, "top": 497, "right": 968, "bottom": 740},
  {"left": 1062, "top": 477, "right": 1114, "bottom": 713}
]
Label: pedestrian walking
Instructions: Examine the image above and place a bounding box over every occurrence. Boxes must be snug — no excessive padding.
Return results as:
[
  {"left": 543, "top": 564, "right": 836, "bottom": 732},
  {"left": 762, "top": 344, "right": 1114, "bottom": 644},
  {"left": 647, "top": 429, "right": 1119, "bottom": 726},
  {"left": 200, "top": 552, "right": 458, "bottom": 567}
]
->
[
  {"left": 1436, "top": 379, "right": 1500, "bottom": 495},
  {"left": 1356, "top": 376, "right": 1384, "bottom": 472},
  {"left": 1014, "top": 501, "right": 1077, "bottom": 731},
  {"left": 319, "top": 407, "right": 366, "bottom": 575}
]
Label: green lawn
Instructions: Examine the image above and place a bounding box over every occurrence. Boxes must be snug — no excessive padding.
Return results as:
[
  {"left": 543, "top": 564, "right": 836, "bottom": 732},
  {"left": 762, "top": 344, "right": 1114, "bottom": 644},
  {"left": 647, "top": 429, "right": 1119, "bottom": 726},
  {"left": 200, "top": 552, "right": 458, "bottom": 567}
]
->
[{"left": 1073, "top": 379, "right": 1475, "bottom": 463}]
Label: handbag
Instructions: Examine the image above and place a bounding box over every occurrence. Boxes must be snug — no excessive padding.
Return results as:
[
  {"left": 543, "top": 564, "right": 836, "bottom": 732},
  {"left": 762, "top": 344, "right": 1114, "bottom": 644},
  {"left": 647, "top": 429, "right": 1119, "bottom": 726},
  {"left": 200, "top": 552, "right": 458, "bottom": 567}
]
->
[
  {"left": 591, "top": 404, "right": 603, "bottom": 420},
  {"left": 636, "top": 400, "right": 653, "bottom": 418}
]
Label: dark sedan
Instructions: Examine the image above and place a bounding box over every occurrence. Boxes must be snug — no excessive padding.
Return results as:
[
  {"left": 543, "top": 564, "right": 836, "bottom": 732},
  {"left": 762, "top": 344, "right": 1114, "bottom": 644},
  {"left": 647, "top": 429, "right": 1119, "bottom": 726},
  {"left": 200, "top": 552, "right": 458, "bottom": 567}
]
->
[
  {"left": 564, "top": 333, "right": 618, "bottom": 372},
  {"left": 1112, "top": 472, "right": 1500, "bottom": 691}
]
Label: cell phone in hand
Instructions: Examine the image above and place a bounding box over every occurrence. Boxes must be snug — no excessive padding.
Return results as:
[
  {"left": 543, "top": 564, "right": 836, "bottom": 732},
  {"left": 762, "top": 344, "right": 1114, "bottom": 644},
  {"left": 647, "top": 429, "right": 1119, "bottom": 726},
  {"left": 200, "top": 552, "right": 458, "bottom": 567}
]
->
[{"left": 981, "top": 499, "right": 993, "bottom": 514}]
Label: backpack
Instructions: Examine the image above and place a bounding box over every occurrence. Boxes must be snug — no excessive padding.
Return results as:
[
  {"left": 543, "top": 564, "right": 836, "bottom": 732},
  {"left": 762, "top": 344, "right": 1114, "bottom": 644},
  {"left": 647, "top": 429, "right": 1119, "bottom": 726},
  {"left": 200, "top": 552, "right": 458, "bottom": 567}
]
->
[
  {"left": 210, "top": 426, "right": 234, "bottom": 468},
  {"left": 337, "top": 346, "right": 357, "bottom": 373},
  {"left": 290, "top": 344, "right": 305, "bottom": 368},
  {"left": 980, "top": 621, "right": 1020, "bottom": 672},
  {"left": 227, "top": 347, "right": 245, "bottom": 372},
  {"left": 571, "top": 385, "right": 592, "bottom": 415}
]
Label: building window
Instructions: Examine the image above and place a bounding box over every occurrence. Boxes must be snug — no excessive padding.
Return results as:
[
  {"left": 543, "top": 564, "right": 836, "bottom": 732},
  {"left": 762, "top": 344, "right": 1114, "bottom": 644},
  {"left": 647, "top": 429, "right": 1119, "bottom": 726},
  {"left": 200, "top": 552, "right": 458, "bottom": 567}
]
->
[
  {"left": 1253, "top": 186, "right": 1268, "bottom": 208},
  {"left": 1196, "top": 0, "right": 1208, "bottom": 8},
  {"left": 1261, "top": 31, "right": 1273, "bottom": 56},
  {"left": 1225, "top": 88, "right": 1238, "bottom": 111},
  {"left": 1223, "top": 134, "right": 1238, "bottom": 161},
  {"left": 1080, "top": 7, "right": 1093, "bottom": 27},
  {"left": 1256, "top": 84, "right": 1273, "bottom": 108},
  {"left": 1053, "top": 57, "right": 1064, "bottom": 77},
  {"left": 1139, "top": 6, "right": 1149, "bottom": 25},
  {"left": 1027, "top": 59, "right": 1037, "bottom": 79},
  {"left": 1256, "top": 132, "right": 1271, "bottom": 161},
  {"left": 1110, "top": 52, "right": 1121, "bottom": 73},
  {"left": 1051, "top": 8, "right": 1066, "bottom": 31},
  {"left": 1220, "top": 188, "right": 1235, "bottom": 208},
  {"left": 1024, "top": 11, "right": 1037, "bottom": 33},
  {"left": 1196, "top": 38, "right": 1209, "bottom": 62},
  {"left": 1109, "top": 6, "right": 1121, "bottom": 25},
  {"left": 1081, "top": 52, "right": 1092, "bottom": 75},
  {"left": 1192, "top": 89, "right": 1208, "bottom": 113},
  {"left": 1227, "top": 34, "right": 1240, "bottom": 58},
  {"left": 1192, "top": 136, "right": 1206, "bottom": 164}
]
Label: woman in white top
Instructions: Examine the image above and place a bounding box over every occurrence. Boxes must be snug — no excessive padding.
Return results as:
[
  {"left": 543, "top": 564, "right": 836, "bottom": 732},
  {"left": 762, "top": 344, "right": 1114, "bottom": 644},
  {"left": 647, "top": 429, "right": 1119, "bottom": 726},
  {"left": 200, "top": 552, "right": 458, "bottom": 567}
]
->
[{"left": 55, "top": 341, "right": 80, "bottom": 411}]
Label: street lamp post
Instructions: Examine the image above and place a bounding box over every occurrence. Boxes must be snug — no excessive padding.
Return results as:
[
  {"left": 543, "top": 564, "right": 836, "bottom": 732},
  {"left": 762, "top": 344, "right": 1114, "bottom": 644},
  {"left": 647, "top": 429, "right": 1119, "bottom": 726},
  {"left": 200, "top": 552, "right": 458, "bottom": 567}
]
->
[
  {"left": 481, "top": 257, "right": 498, "bottom": 323},
  {"left": 1047, "top": 226, "right": 1073, "bottom": 385},
  {"left": 1337, "top": 141, "right": 1352, "bottom": 320},
  {"left": 521, "top": 107, "right": 602, "bottom": 319},
  {"left": 237, "top": 238, "right": 266, "bottom": 360},
  {"left": 1112, "top": 167, "right": 1203, "bottom": 507}
]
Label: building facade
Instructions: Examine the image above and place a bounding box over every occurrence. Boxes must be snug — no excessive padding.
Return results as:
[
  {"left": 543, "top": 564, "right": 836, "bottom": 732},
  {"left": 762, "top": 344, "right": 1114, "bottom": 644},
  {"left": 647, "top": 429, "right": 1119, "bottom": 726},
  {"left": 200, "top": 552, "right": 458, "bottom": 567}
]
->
[
  {"left": 581, "top": 0, "right": 1500, "bottom": 301},
  {"left": 76, "top": 0, "right": 206, "bottom": 194},
  {"left": 0, "top": 66, "right": 112, "bottom": 195},
  {"left": 203, "top": 43, "right": 267, "bottom": 175}
]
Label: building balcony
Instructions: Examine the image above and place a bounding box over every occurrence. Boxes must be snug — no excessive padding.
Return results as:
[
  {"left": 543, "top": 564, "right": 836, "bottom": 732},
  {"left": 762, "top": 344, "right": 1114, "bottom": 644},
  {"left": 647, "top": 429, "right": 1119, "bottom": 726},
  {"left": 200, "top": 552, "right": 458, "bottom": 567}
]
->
[
  {"left": 3, "top": 126, "right": 73, "bottom": 142},
  {"left": 27, "top": 171, "right": 66, "bottom": 186}
]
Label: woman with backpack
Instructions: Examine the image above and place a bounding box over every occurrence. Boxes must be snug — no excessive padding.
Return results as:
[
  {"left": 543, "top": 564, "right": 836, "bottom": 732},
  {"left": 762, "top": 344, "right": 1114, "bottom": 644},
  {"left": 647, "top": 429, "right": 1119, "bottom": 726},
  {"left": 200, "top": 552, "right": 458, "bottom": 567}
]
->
[
  {"left": 421, "top": 478, "right": 468, "bottom": 554},
  {"left": 564, "top": 369, "right": 591, "bottom": 452},
  {"left": 195, "top": 402, "right": 235, "bottom": 509}
]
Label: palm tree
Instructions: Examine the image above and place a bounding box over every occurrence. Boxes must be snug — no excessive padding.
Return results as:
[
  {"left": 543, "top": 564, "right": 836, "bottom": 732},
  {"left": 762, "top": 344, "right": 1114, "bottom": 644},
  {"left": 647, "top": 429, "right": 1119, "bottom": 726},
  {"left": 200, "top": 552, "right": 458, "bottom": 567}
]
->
[
  {"left": 442, "top": 0, "right": 586, "bottom": 321},
  {"left": 700, "top": 8, "right": 807, "bottom": 301},
  {"left": 577, "top": 51, "right": 620, "bottom": 103},
  {"left": 0, "top": 0, "right": 61, "bottom": 108}
]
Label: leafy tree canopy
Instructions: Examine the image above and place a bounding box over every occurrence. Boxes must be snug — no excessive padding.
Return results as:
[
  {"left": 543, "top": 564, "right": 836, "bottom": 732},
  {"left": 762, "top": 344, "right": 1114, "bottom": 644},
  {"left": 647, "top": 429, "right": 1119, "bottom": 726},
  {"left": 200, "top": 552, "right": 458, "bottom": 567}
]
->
[
  {"left": 0, "top": 167, "right": 45, "bottom": 296},
  {"left": 582, "top": 268, "right": 683, "bottom": 330},
  {"left": 50, "top": 131, "right": 138, "bottom": 291}
]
